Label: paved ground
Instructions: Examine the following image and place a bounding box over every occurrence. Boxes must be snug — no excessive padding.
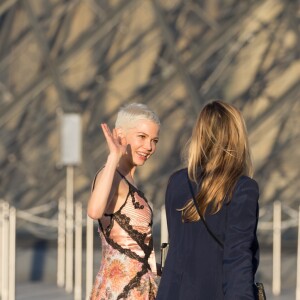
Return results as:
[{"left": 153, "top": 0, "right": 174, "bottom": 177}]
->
[
  {"left": 14, "top": 235, "right": 297, "bottom": 300},
  {"left": 15, "top": 282, "right": 295, "bottom": 300},
  {"left": 267, "top": 291, "right": 295, "bottom": 300},
  {"left": 16, "top": 282, "right": 73, "bottom": 300}
]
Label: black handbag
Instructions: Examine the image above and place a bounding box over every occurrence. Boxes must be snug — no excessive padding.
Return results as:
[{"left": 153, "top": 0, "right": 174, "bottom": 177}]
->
[{"left": 187, "top": 175, "right": 266, "bottom": 300}]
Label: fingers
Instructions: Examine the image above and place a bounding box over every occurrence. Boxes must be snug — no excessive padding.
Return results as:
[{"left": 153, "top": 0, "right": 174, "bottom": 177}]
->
[
  {"left": 112, "top": 128, "right": 118, "bottom": 140},
  {"left": 100, "top": 123, "right": 121, "bottom": 145},
  {"left": 100, "top": 123, "right": 109, "bottom": 133},
  {"left": 100, "top": 123, "right": 127, "bottom": 147},
  {"left": 100, "top": 123, "right": 112, "bottom": 138},
  {"left": 100, "top": 123, "right": 113, "bottom": 145}
]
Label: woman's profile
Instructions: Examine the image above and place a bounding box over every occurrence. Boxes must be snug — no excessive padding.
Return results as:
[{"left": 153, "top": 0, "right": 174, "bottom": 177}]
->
[
  {"left": 87, "top": 103, "right": 160, "bottom": 299},
  {"left": 157, "top": 100, "right": 260, "bottom": 299}
]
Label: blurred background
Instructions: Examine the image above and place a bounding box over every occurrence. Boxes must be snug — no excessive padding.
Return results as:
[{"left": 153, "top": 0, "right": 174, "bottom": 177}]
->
[{"left": 0, "top": 0, "right": 299, "bottom": 299}]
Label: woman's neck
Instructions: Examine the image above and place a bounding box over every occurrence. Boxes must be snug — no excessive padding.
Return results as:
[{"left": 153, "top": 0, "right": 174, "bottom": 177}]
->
[{"left": 117, "top": 159, "right": 136, "bottom": 178}]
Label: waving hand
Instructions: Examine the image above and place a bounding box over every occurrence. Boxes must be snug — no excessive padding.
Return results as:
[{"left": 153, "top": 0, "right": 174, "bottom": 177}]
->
[{"left": 100, "top": 123, "right": 127, "bottom": 161}]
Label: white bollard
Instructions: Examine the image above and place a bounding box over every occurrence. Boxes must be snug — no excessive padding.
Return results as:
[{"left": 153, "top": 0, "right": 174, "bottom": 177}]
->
[
  {"left": 8, "top": 207, "right": 16, "bottom": 300},
  {"left": 1, "top": 202, "right": 9, "bottom": 300},
  {"left": 85, "top": 216, "right": 94, "bottom": 300},
  {"left": 74, "top": 202, "right": 82, "bottom": 300},
  {"left": 161, "top": 205, "right": 168, "bottom": 244},
  {"left": 296, "top": 205, "right": 300, "bottom": 300},
  {"left": 57, "top": 197, "right": 66, "bottom": 287},
  {"left": 272, "top": 201, "right": 281, "bottom": 296},
  {"left": 65, "top": 166, "right": 74, "bottom": 293}
]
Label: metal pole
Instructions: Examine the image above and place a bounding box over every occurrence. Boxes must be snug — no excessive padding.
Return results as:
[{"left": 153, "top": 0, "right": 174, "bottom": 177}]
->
[
  {"left": 57, "top": 197, "right": 66, "bottom": 287},
  {"left": 1, "top": 202, "right": 9, "bottom": 300},
  {"left": 161, "top": 205, "right": 168, "bottom": 244},
  {"left": 8, "top": 207, "right": 16, "bottom": 300},
  {"left": 65, "top": 165, "right": 74, "bottom": 293},
  {"left": 74, "top": 202, "right": 82, "bottom": 300},
  {"left": 272, "top": 201, "right": 281, "bottom": 296},
  {"left": 85, "top": 216, "right": 94, "bottom": 300},
  {"left": 296, "top": 205, "right": 300, "bottom": 300}
]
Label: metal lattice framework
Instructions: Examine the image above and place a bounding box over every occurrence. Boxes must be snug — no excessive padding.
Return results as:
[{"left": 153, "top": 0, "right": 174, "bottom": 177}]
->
[{"left": 0, "top": 0, "right": 299, "bottom": 238}]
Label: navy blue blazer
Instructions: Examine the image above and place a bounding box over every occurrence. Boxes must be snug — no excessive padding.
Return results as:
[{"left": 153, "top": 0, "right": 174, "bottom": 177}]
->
[{"left": 156, "top": 168, "right": 259, "bottom": 300}]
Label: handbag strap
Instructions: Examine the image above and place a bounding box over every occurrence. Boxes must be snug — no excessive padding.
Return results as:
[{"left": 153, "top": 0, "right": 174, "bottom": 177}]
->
[
  {"left": 186, "top": 173, "right": 224, "bottom": 249},
  {"left": 187, "top": 174, "right": 265, "bottom": 297}
]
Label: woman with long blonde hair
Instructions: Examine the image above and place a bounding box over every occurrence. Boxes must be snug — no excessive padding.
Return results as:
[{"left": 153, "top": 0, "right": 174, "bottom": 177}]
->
[{"left": 157, "top": 101, "right": 260, "bottom": 299}]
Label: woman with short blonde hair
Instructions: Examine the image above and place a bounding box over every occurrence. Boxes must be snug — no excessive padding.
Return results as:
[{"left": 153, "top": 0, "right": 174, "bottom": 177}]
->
[{"left": 88, "top": 103, "right": 160, "bottom": 299}]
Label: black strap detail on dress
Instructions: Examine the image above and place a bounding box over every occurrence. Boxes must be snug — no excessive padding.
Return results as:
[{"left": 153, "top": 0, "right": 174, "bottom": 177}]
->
[
  {"left": 186, "top": 173, "right": 224, "bottom": 249},
  {"left": 113, "top": 212, "right": 153, "bottom": 257},
  {"left": 101, "top": 226, "right": 149, "bottom": 266},
  {"left": 97, "top": 169, "right": 154, "bottom": 299},
  {"left": 99, "top": 215, "right": 153, "bottom": 300},
  {"left": 116, "top": 169, "right": 131, "bottom": 184},
  {"left": 116, "top": 169, "right": 146, "bottom": 210},
  {"left": 130, "top": 189, "right": 144, "bottom": 209},
  {"left": 117, "top": 264, "right": 149, "bottom": 300}
]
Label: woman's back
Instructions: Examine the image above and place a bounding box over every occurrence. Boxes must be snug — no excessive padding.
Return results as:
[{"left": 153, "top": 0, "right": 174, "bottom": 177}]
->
[{"left": 157, "top": 168, "right": 259, "bottom": 300}]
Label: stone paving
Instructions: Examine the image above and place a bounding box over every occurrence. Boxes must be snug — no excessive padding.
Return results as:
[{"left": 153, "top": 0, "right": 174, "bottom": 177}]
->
[
  {"left": 16, "top": 282, "right": 295, "bottom": 300},
  {"left": 16, "top": 282, "right": 73, "bottom": 300}
]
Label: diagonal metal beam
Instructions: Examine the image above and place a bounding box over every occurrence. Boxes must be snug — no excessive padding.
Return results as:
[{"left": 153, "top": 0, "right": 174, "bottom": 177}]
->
[
  {"left": 22, "top": 0, "right": 70, "bottom": 110},
  {"left": 0, "top": 6, "right": 16, "bottom": 103},
  {"left": 0, "top": 73, "right": 52, "bottom": 128},
  {"left": 0, "top": 0, "right": 139, "bottom": 127},
  {"left": 189, "top": 2, "right": 219, "bottom": 30},
  {"left": 151, "top": 0, "right": 201, "bottom": 114},
  {"left": 49, "top": 2, "right": 78, "bottom": 59},
  {"left": 0, "top": 0, "right": 19, "bottom": 16},
  {"left": 58, "top": 0, "right": 138, "bottom": 71},
  {"left": 0, "top": 4, "right": 15, "bottom": 58}
]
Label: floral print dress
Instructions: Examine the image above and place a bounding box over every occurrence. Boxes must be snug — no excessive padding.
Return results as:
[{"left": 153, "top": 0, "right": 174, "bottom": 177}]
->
[{"left": 90, "top": 171, "right": 157, "bottom": 300}]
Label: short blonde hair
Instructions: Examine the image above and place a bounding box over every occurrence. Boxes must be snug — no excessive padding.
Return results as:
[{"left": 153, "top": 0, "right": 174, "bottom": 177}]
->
[{"left": 115, "top": 103, "right": 160, "bottom": 129}]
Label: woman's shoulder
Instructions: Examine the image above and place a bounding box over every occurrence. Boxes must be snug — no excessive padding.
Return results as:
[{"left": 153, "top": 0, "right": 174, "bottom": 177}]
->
[
  {"left": 168, "top": 168, "right": 188, "bottom": 184},
  {"left": 229, "top": 175, "right": 260, "bottom": 206},
  {"left": 236, "top": 175, "right": 259, "bottom": 192}
]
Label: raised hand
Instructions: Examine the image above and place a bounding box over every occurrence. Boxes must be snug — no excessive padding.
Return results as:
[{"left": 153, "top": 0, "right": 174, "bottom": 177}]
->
[{"left": 100, "top": 123, "right": 127, "bottom": 160}]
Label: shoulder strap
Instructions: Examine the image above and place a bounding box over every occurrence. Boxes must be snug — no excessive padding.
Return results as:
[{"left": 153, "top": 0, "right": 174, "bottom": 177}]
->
[
  {"left": 116, "top": 169, "right": 131, "bottom": 186},
  {"left": 91, "top": 168, "right": 131, "bottom": 192},
  {"left": 186, "top": 173, "right": 224, "bottom": 249}
]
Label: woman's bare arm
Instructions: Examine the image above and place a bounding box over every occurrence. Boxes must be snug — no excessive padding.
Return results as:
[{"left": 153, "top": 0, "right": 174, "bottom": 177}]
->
[{"left": 87, "top": 123, "right": 126, "bottom": 219}]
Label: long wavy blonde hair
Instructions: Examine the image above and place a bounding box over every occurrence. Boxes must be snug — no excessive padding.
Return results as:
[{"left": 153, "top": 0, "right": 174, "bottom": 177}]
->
[{"left": 180, "top": 100, "right": 253, "bottom": 222}]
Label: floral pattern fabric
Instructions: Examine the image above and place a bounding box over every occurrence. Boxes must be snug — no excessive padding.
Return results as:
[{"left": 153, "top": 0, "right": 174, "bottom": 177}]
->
[
  {"left": 90, "top": 233, "right": 157, "bottom": 300},
  {"left": 90, "top": 172, "right": 157, "bottom": 300}
]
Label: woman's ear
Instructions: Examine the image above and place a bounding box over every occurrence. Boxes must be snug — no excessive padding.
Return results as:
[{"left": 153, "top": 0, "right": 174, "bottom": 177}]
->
[
  {"left": 115, "top": 128, "right": 127, "bottom": 145},
  {"left": 115, "top": 128, "right": 123, "bottom": 138}
]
